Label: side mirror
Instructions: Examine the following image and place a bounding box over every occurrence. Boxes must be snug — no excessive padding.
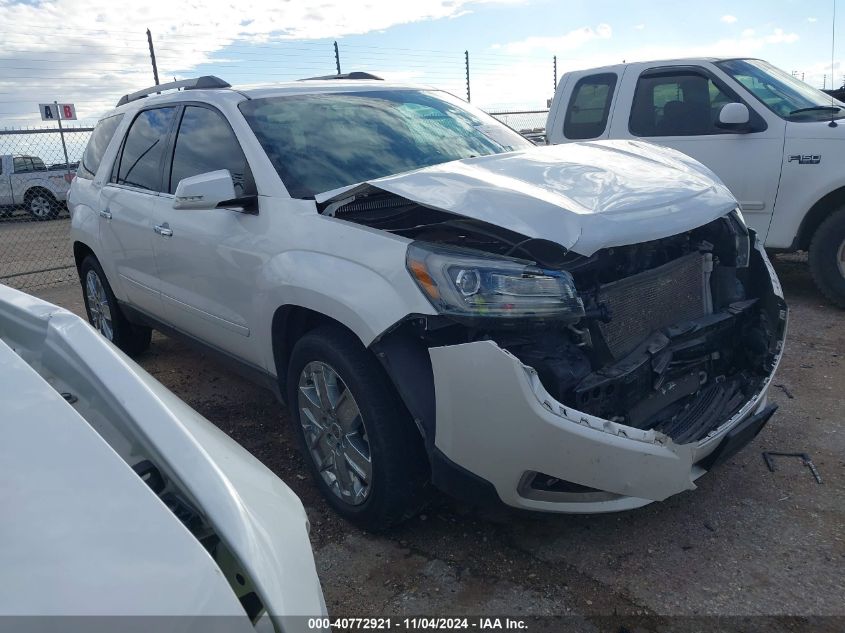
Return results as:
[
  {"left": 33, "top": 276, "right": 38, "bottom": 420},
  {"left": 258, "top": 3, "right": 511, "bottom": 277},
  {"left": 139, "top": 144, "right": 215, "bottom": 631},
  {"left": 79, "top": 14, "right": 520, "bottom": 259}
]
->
[
  {"left": 716, "top": 102, "right": 751, "bottom": 132},
  {"left": 173, "top": 170, "right": 257, "bottom": 213}
]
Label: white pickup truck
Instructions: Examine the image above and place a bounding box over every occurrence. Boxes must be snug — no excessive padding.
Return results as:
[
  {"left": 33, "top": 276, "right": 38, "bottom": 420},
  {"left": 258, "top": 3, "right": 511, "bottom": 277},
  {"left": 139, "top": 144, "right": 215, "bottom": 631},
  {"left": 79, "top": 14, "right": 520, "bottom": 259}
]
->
[
  {"left": 547, "top": 57, "right": 845, "bottom": 306},
  {"left": 0, "top": 154, "right": 73, "bottom": 219}
]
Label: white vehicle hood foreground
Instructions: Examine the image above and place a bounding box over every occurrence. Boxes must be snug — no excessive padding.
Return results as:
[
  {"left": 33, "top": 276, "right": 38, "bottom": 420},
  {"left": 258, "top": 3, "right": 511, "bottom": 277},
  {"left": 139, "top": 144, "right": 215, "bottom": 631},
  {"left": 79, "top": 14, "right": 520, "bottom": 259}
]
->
[
  {"left": 317, "top": 140, "right": 737, "bottom": 255},
  {"left": 0, "top": 285, "right": 326, "bottom": 632}
]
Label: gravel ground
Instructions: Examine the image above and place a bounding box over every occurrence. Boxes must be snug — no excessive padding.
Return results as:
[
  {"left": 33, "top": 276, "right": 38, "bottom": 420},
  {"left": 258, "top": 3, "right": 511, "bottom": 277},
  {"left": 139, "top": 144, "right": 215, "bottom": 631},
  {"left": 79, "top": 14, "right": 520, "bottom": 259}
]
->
[
  {"left": 0, "top": 213, "right": 76, "bottom": 290},
  {"left": 33, "top": 255, "right": 844, "bottom": 630}
]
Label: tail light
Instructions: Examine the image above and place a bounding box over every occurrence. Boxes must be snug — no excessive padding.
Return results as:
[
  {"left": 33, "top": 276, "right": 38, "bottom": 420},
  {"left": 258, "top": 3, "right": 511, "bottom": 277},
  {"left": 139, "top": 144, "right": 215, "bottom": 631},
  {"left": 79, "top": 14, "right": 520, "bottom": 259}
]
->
[{"left": 64, "top": 172, "right": 75, "bottom": 184}]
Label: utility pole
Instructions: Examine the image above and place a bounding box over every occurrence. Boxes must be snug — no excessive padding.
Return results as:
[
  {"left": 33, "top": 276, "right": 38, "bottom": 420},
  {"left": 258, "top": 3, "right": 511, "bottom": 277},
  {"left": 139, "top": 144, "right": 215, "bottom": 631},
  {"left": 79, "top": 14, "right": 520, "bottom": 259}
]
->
[
  {"left": 465, "top": 50, "right": 471, "bottom": 102},
  {"left": 147, "top": 28, "right": 160, "bottom": 86},
  {"left": 334, "top": 41, "right": 341, "bottom": 75},
  {"left": 553, "top": 55, "right": 558, "bottom": 92}
]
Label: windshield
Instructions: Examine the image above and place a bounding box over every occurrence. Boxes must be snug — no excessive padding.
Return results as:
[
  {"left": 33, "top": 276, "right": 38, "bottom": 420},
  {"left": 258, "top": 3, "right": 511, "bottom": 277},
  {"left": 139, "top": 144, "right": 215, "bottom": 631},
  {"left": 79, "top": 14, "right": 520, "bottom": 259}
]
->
[
  {"left": 239, "top": 89, "right": 532, "bottom": 198},
  {"left": 716, "top": 58, "right": 845, "bottom": 121}
]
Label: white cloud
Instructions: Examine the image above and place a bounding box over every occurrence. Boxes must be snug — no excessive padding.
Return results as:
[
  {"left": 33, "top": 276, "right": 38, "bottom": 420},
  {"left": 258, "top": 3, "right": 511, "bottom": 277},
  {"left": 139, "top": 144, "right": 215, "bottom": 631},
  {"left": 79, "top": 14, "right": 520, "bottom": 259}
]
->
[
  {"left": 500, "top": 24, "right": 612, "bottom": 55},
  {"left": 0, "top": 0, "right": 524, "bottom": 125},
  {"left": 634, "top": 24, "right": 645, "bottom": 31},
  {"left": 721, "top": 14, "right": 738, "bottom": 24},
  {"left": 742, "top": 28, "right": 756, "bottom": 37},
  {"left": 765, "top": 28, "right": 799, "bottom": 44},
  {"left": 808, "top": 17, "right": 818, "bottom": 23}
]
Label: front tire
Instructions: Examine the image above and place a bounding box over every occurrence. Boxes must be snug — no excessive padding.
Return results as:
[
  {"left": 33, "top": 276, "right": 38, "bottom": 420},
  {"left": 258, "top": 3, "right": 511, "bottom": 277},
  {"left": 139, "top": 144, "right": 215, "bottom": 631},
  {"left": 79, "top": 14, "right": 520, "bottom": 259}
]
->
[
  {"left": 80, "top": 256, "right": 152, "bottom": 356},
  {"left": 287, "top": 325, "right": 430, "bottom": 530},
  {"left": 809, "top": 207, "right": 845, "bottom": 308}
]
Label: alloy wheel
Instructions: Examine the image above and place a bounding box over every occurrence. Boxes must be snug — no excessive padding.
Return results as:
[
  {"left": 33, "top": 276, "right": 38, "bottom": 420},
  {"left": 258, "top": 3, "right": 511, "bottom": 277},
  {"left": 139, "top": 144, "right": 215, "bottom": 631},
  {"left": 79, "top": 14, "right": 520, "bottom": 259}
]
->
[
  {"left": 29, "top": 195, "right": 52, "bottom": 219},
  {"left": 85, "top": 270, "right": 114, "bottom": 340},
  {"left": 297, "top": 360, "right": 372, "bottom": 505}
]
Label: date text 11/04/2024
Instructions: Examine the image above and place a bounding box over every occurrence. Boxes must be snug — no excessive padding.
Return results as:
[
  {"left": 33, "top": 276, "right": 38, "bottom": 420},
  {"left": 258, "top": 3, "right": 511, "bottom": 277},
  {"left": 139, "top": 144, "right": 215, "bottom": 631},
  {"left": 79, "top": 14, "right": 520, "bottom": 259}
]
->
[{"left": 307, "top": 617, "right": 529, "bottom": 630}]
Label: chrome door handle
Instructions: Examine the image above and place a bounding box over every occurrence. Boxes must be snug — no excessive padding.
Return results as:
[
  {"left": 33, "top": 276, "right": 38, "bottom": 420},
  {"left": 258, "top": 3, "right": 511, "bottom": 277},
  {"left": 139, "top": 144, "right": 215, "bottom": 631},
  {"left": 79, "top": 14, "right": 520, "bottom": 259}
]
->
[
  {"left": 99, "top": 209, "right": 112, "bottom": 219},
  {"left": 153, "top": 223, "right": 173, "bottom": 237}
]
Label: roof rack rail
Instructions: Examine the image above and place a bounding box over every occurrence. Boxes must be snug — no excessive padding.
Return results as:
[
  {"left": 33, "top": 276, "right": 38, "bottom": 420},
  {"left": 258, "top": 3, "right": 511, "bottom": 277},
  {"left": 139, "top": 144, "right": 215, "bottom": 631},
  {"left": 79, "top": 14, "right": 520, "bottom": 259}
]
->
[
  {"left": 300, "top": 72, "right": 383, "bottom": 81},
  {"left": 116, "top": 76, "right": 231, "bottom": 107}
]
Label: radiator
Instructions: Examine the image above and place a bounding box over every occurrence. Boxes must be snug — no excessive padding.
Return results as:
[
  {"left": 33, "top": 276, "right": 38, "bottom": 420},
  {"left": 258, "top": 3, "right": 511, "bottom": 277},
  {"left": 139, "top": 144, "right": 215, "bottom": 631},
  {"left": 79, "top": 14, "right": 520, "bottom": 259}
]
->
[{"left": 596, "top": 252, "right": 713, "bottom": 359}]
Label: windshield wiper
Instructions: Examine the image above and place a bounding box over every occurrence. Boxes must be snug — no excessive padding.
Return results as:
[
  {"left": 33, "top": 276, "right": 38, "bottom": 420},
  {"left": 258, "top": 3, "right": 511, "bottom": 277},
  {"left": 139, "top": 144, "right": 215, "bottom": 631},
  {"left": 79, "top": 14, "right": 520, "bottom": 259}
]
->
[{"left": 789, "top": 105, "right": 842, "bottom": 115}]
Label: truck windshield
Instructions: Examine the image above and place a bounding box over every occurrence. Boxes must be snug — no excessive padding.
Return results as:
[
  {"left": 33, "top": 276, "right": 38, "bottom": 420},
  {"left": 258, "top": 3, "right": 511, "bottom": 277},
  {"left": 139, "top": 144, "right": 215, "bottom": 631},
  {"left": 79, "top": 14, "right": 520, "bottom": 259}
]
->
[
  {"left": 239, "top": 89, "right": 532, "bottom": 198},
  {"left": 716, "top": 58, "right": 845, "bottom": 121}
]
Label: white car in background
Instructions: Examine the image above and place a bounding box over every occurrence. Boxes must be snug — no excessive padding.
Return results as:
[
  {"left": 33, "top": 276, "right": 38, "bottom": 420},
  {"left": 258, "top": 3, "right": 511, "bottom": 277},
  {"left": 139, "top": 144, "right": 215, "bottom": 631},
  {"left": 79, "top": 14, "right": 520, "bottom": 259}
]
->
[
  {"left": 0, "top": 284, "right": 326, "bottom": 631},
  {"left": 69, "top": 75, "right": 786, "bottom": 529}
]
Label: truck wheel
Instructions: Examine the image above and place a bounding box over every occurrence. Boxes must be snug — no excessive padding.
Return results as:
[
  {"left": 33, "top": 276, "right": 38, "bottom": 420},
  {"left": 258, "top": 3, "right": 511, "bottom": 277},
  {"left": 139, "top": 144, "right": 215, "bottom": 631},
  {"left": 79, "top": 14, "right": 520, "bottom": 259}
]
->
[
  {"left": 809, "top": 207, "right": 845, "bottom": 308},
  {"left": 25, "top": 189, "right": 59, "bottom": 220},
  {"left": 287, "top": 325, "right": 430, "bottom": 530},
  {"left": 80, "top": 255, "right": 152, "bottom": 356}
]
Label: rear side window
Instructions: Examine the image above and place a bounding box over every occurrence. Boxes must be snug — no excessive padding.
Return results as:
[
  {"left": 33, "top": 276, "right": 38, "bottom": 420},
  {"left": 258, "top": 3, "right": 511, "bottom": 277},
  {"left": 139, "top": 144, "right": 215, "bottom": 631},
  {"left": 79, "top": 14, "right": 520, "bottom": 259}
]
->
[
  {"left": 563, "top": 73, "right": 617, "bottom": 140},
  {"left": 13, "top": 157, "right": 32, "bottom": 173},
  {"left": 629, "top": 69, "right": 740, "bottom": 137},
  {"left": 168, "top": 106, "right": 253, "bottom": 195},
  {"left": 78, "top": 114, "right": 124, "bottom": 180},
  {"left": 114, "top": 107, "right": 178, "bottom": 191}
]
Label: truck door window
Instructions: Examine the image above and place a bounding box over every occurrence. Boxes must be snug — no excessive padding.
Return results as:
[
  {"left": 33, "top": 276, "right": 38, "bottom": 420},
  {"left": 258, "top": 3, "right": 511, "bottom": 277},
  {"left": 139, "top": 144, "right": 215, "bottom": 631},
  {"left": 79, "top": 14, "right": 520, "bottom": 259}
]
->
[
  {"left": 563, "top": 73, "right": 617, "bottom": 140},
  {"left": 78, "top": 114, "right": 124, "bottom": 180},
  {"left": 630, "top": 70, "right": 739, "bottom": 136},
  {"left": 168, "top": 106, "right": 253, "bottom": 196},
  {"left": 114, "top": 107, "right": 178, "bottom": 192}
]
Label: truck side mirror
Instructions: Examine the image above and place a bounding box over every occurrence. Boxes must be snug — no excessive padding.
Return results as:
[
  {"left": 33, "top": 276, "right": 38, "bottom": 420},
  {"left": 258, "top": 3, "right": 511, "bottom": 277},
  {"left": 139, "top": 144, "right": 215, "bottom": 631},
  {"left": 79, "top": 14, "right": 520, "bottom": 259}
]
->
[{"left": 716, "top": 102, "right": 751, "bottom": 132}]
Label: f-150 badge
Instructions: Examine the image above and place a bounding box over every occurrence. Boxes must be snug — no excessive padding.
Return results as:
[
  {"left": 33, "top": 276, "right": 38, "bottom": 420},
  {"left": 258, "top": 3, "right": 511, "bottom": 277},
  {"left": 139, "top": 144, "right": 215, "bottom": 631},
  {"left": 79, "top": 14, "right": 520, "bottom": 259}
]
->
[{"left": 788, "top": 154, "right": 821, "bottom": 164}]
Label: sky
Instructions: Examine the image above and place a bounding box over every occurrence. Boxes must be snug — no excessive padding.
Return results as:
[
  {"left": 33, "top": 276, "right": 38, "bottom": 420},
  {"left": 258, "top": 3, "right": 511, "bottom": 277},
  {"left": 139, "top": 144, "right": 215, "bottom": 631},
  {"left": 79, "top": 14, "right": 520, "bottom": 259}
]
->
[{"left": 0, "top": 0, "right": 841, "bottom": 128}]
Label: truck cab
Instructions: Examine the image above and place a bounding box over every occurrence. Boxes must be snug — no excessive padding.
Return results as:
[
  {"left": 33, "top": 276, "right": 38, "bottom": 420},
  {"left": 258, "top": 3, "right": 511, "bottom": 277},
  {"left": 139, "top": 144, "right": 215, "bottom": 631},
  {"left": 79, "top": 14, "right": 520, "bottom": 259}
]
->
[{"left": 547, "top": 57, "right": 845, "bottom": 306}]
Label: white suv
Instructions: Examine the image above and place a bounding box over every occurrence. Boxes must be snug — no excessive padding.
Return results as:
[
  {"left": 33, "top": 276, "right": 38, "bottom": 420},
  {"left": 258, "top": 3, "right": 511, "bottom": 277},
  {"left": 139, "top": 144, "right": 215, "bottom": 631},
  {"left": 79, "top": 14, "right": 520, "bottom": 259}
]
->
[{"left": 69, "top": 75, "right": 787, "bottom": 528}]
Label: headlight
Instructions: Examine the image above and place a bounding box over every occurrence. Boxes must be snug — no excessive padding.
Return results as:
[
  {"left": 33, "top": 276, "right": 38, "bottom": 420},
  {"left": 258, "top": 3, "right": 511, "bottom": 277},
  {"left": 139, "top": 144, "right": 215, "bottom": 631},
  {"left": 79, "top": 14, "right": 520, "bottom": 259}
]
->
[
  {"left": 406, "top": 242, "right": 584, "bottom": 322},
  {"left": 728, "top": 208, "right": 750, "bottom": 268}
]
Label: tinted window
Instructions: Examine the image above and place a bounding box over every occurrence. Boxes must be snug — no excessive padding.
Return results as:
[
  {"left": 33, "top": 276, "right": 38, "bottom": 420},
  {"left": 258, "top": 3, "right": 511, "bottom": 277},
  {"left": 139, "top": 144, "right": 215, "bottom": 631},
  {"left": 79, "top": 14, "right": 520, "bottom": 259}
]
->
[
  {"left": 563, "top": 73, "right": 617, "bottom": 139},
  {"left": 239, "top": 90, "right": 531, "bottom": 198},
  {"left": 78, "top": 114, "right": 124, "bottom": 180},
  {"left": 13, "top": 157, "right": 32, "bottom": 173},
  {"left": 115, "top": 107, "right": 178, "bottom": 191},
  {"left": 169, "top": 106, "right": 252, "bottom": 195},
  {"left": 630, "top": 70, "right": 740, "bottom": 136}
]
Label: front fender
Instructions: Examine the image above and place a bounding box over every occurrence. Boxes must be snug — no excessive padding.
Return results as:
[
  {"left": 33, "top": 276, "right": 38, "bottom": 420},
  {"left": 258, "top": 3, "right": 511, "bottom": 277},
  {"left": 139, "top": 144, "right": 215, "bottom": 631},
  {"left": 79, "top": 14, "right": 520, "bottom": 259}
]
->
[{"left": 257, "top": 249, "right": 437, "bottom": 371}]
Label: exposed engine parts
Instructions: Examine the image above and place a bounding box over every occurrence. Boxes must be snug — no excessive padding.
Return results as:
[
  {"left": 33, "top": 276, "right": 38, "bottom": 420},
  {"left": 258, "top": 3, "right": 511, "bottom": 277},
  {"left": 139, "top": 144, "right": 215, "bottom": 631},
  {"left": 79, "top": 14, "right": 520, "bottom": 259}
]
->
[{"left": 332, "top": 191, "right": 782, "bottom": 445}]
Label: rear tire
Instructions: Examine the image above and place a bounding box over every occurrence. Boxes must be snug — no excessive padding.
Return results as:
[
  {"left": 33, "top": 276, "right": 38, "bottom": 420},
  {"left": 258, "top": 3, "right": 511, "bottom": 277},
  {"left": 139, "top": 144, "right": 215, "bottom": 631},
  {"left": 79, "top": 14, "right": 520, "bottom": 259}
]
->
[
  {"left": 808, "top": 207, "right": 845, "bottom": 308},
  {"left": 25, "top": 189, "right": 59, "bottom": 220},
  {"left": 80, "top": 255, "right": 152, "bottom": 356},
  {"left": 286, "top": 325, "right": 430, "bottom": 530}
]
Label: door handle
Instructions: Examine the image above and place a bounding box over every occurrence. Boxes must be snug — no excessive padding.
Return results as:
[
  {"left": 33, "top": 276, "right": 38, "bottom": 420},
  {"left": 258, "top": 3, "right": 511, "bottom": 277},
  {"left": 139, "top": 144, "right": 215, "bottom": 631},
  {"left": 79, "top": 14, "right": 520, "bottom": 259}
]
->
[
  {"left": 99, "top": 209, "right": 112, "bottom": 220},
  {"left": 153, "top": 223, "right": 173, "bottom": 237}
]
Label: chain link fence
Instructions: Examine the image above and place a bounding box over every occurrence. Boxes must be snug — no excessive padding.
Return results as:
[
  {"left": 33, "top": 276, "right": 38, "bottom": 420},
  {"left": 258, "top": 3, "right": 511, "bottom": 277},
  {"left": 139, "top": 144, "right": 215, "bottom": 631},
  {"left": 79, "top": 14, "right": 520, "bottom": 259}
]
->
[
  {"left": 487, "top": 109, "right": 549, "bottom": 144},
  {"left": 0, "top": 112, "right": 547, "bottom": 292},
  {"left": 0, "top": 127, "right": 92, "bottom": 290}
]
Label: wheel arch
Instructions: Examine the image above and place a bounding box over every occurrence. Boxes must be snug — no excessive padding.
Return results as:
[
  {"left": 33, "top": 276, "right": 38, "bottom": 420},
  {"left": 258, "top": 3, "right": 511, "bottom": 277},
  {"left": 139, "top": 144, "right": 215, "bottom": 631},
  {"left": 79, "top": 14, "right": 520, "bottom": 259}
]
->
[
  {"left": 796, "top": 185, "right": 845, "bottom": 251},
  {"left": 72, "top": 241, "right": 97, "bottom": 275},
  {"left": 23, "top": 185, "right": 57, "bottom": 203}
]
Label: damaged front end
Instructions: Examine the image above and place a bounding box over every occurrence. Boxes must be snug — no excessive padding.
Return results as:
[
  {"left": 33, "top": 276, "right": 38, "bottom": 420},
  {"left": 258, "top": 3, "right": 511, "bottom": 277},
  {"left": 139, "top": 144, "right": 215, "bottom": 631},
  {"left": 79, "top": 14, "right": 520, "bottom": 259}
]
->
[{"left": 327, "top": 189, "right": 786, "bottom": 509}]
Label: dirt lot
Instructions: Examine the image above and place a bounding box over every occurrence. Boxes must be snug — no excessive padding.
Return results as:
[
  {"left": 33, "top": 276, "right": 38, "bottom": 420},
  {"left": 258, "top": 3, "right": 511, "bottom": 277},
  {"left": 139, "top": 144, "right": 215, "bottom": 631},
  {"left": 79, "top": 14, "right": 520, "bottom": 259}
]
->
[
  {"left": 34, "top": 256, "right": 844, "bottom": 630},
  {"left": 0, "top": 213, "right": 76, "bottom": 290}
]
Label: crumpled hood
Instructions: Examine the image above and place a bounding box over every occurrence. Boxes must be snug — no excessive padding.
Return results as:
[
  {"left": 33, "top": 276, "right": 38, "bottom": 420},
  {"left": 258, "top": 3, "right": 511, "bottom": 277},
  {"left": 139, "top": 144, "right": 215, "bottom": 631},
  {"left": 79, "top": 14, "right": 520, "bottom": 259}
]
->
[{"left": 317, "top": 140, "right": 738, "bottom": 256}]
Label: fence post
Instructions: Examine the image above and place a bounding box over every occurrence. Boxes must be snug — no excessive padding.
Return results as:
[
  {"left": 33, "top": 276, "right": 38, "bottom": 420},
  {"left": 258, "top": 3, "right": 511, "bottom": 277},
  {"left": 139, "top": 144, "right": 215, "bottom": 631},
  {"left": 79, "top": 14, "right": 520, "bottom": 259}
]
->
[
  {"left": 553, "top": 55, "right": 557, "bottom": 92},
  {"left": 53, "top": 101, "right": 71, "bottom": 180},
  {"left": 334, "top": 41, "right": 341, "bottom": 75},
  {"left": 147, "top": 28, "right": 160, "bottom": 86},
  {"left": 465, "top": 50, "right": 471, "bottom": 102}
]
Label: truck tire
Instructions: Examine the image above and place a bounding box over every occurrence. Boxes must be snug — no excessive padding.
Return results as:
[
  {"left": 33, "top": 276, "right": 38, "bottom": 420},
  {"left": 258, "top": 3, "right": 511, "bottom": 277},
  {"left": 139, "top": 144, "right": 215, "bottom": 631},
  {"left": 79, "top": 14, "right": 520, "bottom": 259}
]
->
[
  {"left": 80, "top": 255, "right": 152, "bottom": 356},
  {"left": 287, "top": 325, "right": 430, "bottom": 530},
  {"left": 24, "top": 188, "right": 59, "bottom": 220},
  {"left": 809, "top": 207, "right": 845, "bottom": 308}
]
